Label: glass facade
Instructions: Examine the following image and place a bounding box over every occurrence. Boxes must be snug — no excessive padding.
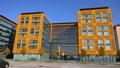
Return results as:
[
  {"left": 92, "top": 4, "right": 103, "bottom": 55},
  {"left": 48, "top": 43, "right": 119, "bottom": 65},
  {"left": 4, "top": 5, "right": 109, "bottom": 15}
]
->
[
  {"left": 52, "top": 24, "right": 78, "bottom": 55},
  {"left": 0, "top": 16, "right": 16, "bottom": 52},
  {"left": 42, "top": 17, "right": 51, "bottom": 54}
]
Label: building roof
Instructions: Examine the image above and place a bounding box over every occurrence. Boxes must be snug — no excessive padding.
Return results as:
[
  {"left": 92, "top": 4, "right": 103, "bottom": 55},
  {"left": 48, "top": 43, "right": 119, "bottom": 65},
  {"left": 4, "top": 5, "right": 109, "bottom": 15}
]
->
[
  {"left": 80, "top": 7, "right": 109, "bottom": 11},
  {"left": 114, "top": 24, "right": 120, "bottom": 28},
  {"left": 21, "top": 12, "right": 44, "bottom": 15},
  {"left": 0, "top": 15, "right": 17, "bottom": 25}
]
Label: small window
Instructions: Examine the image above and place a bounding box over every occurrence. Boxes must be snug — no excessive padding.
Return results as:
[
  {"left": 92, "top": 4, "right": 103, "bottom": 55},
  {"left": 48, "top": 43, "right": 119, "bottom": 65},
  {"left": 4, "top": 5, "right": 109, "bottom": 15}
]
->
[
  {"left": 29, "top": 45, "right": 38, "bottom": 49},
  {"left": 30, "top": 40, "right": 38, "bottom": 44},
  {"left": 20, "top": 28, "right": 27, "bottom": 32},
  {"left": 96, "top": 13, "right": 101, "bottom": 22},
  {"left": 20, "top": 18, "right": 24, "bottom": 25},
  {"left": 30, "top": 28, "right": 34, "bottom": 36},
  {"left": 32, "top": 17, "right": 40, "bottom": 20},
  {"left": 22, "top": 40, "right": 26, "bottom": 48},
  {"left": 25, "top": 18, "right": 29, "bottom": 25},
  {"left": 17, "top": 40, "right": 21, "bottom": 49},
  {"left": 102, "top": 13, "right": 108, "bottom": 22},
  {"left": 36, "top": 28, "right": 39, "bottom": 36}
]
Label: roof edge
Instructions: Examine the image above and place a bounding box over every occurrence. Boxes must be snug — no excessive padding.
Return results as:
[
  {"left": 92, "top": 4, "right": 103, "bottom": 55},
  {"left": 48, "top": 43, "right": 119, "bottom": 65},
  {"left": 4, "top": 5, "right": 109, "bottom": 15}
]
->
[
  {"left": 80, "top": 7, "right": 109, "bottom": 11},
  {"left": 0, "top": 15, "right": 17, "bottom": 25},
  {"left": 21, "top": 12, "right": 44, "bottom": 15}
]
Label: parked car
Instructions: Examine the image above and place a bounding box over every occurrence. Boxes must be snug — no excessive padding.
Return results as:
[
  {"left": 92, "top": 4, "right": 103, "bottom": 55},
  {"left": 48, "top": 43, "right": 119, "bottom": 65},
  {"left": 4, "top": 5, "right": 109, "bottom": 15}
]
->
[{"left": 0, "top": 59, "right": 9, "bottom": 68}]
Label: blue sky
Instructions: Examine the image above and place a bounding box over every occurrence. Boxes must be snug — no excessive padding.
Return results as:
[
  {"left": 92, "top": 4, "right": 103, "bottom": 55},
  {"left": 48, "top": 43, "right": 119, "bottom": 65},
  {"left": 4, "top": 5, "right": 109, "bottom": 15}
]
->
[{"left": 0, "top": 0, "right": 120, "bottom": 25}]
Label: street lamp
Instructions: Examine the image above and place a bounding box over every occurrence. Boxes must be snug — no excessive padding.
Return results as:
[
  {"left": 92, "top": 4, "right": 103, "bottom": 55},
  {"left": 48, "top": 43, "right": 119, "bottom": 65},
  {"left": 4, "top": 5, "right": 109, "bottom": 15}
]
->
[{"left": 62, "top": 52, "right": 64, "bottom": 60}]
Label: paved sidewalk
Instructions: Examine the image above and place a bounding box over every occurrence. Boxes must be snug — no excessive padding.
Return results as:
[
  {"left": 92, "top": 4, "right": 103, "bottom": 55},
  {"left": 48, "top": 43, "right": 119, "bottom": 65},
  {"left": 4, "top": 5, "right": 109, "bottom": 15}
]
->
[{"left": 8, "top": 60, "right": 120, "bottom": 68}]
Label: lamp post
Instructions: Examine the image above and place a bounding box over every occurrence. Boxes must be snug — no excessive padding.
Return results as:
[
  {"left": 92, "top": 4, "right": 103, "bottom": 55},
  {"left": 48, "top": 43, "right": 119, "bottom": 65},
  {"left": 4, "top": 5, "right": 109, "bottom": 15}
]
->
[{"left": 62, "top": 52, "right": 64, "bottom": 60}]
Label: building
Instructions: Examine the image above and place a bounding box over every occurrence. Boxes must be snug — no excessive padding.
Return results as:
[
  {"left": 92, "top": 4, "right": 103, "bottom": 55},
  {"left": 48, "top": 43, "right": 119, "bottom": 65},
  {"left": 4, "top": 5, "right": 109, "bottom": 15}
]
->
[
  {"left": 13, "top": 7, "right": 117, "bottom": 61},
  {"left": 0, "top": 15, "right": 16, "bottom": 58},
  {"left": 114, "top": 25, "right": 120, "bottom": 51},
  {"left": 13, "top": 12, "right": 52, "bottom": 60},
  {"left": 78, "top": 7, "right": 116, "bottom": 61},
  {"left": 51, "top": 22, "right": 78, "bottom": 60}
]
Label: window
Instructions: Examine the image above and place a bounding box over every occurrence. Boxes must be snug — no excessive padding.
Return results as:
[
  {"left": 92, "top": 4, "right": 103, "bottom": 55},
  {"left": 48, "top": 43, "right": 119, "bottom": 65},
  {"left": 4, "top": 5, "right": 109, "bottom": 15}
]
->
[
  {"left": 82, "top": 26, "right": 87, "bottom": 36},
  {"left": 82, "top": 14, "right": 92, "bottom": 18},
  {"left": 97, "top": 26, "right": 109, "bottom": 36},
  {"left": 32, "top": 22, "right": 40, "bottom": 25},
  {"left": 89, "top": 46, "right": 94, "bottom": 50},
  {"left": 25, "top": 18, "right": 29, "bottom": 25},
  {"left": 102, "top": 13, "right": 108, "bottom": 22},
  {"left": 82, "top": 14, "right": 92, "bottom": 23},
  {"left": 97, "top": 26, "right": 108, "bottom": 30},
  {"left": 30, "top": 28, "right": 34, "bottom": 36},
  {"left": 20, "top": 28, "right": 27, "bottom": 32},
  {"left": 29, "top": 45, "right": 38, "bottom": 49},
  {"left": 83, "top": 46, "right": 88, "bottom": 50},
  {"left": 96, "top": 13, "right": 101, "bottom": 22},
  {"left": 83, "top": 40, "right": 94, "bottom": 44},
  {"left": 19, "top": 33, "right": 27, "bottom": 37},
  {"left": 88, "top": 26, "right": 93, "bottom": 36},
  {"left": 36, "top": 28, "right": 39, "bottom": 36},
  {"left": 22, "top": 40, "right": 26, "bottom": 48},
  {"left": 20, "top": 18, "right": 24, "bottom": 25},
  {"left": 30, "top": 40, "right": 38, "bottom": 44},
  {"left": 98, "top": 40, "right": 104, "bottom": 47},
  {"left": 32, "top": 17, "right": 40, "bottom": 20},
  {"left": 106, "top": 39, "right": 111, "bottom": 50},
  {"left": 83, "top": 46, "right": 94, "bottom": 50},
  {"left": 17, "top": 40, "right": 21, "bottom": 49}
]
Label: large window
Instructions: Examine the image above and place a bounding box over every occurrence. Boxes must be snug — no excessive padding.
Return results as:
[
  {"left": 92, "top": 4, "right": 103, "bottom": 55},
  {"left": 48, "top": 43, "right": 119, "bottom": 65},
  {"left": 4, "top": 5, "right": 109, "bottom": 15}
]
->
[
  {"left": 82, "top": 39, "right": 94, "bottom": 50},
  {"left": 96, "top": 13, "right": 108, "bottom": 22},
  {"left": 82, "top": 14, "right": 92, "bottom": 23},
  {"left": 82, "top": 26, "right": 93, "bottom": 36},
  {"left": 97, "top": 26, "right": 109, "bottom": 36},
  {"left": 30, "top": 28, "right": 39, "bottom": 36}
]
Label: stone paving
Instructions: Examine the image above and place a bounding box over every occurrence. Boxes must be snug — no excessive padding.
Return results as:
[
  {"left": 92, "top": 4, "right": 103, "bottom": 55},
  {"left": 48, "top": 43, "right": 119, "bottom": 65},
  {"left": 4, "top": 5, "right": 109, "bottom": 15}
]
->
[{"left": 6, "top": 60, "right": 120, "bottom": 68}]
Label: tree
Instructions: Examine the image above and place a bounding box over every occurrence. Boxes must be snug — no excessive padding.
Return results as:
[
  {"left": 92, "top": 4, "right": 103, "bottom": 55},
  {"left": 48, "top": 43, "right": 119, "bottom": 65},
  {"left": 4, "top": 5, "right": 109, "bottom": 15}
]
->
[
  {"left": 98, "top": 47, "right": 105, "bottom": 63},
  {"left": 81, "top": 49, "right": 87, "bottom": 62},
  {"left": 20, "top": 48, "right": 26, "bottom": 55},
  {"left": 55, "top": 47, "right": 63, "bottom": 60},
  {"left": 3, "top": 47, "right": 10, "bottom": 56},
  {"left": 55, "top": 47, "right": 63, "bottom": 56},
  {"left": 39, "top": 48, "right": 44, "bottom": 56}
]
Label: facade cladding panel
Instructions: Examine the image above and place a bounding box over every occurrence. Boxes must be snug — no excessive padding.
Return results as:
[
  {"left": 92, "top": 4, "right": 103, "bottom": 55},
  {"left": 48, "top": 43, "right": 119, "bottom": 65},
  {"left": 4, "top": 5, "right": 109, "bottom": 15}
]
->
[
  {"left": 52, "top": 23, "right": 78, "bottom": 55},
  {"left": 0, "top": 15, "right": 16, "bottom": 53}
]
